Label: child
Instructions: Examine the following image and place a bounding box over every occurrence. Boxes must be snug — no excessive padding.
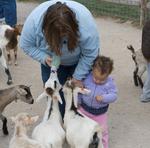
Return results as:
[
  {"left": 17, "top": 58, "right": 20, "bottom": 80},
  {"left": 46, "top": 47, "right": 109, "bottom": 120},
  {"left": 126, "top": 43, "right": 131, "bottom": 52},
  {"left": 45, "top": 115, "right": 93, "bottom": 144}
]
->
[{"left": 78, "top": 55, "right": 118, "bottom": 148}]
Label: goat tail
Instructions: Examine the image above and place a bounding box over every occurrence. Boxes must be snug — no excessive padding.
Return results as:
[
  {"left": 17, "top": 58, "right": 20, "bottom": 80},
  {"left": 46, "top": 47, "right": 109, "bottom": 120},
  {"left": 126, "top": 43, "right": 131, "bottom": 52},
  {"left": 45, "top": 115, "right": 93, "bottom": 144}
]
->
[
  {"left": 127, "top": 45, "right": 135, "bottom": 54},
  {"left": 36, "top": 92, "right": 47, "bottom": 102},
  {"left": 90, "top": 125, "right": 104, "bottom": 148}
]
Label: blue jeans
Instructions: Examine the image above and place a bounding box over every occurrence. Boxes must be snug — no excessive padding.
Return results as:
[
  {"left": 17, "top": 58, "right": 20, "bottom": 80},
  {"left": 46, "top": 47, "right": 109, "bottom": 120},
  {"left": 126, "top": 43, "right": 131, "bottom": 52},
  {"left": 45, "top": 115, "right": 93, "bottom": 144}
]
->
[
  {"left": 41, "top": 64, "right": 77, "bottom": 118},
  {"left": 0, "top": 0, "right": 17, "bottom": 27},
  {"left": 141, "top": 63, "right": 150, "bottom": 101}
]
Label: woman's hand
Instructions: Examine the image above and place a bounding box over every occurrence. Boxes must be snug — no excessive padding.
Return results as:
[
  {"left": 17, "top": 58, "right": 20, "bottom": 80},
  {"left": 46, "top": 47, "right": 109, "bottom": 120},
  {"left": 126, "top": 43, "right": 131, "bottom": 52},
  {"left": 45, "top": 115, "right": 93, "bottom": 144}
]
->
[{"left": 45, "top": 56, "right": 52, "bottom": 67}]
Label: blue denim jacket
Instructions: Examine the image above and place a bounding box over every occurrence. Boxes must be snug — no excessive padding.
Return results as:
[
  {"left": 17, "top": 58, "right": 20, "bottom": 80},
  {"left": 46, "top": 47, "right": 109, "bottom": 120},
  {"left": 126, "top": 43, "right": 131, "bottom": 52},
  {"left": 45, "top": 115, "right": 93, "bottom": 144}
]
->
[
  {"left": 0, "top": 0, "right": 17, "bottom": 27},
  {"left": 19, "top": 0, "right": 100, "bottom": 80}
]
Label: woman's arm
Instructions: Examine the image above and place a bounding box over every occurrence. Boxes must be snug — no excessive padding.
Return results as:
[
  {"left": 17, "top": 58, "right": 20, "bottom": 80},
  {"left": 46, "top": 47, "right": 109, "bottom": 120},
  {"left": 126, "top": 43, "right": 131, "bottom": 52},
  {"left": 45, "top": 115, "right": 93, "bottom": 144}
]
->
[
  {"left": 19, "top": 15, "right": 49, "bottom": 65},
  {"left": 73, "top": 27, "right": 100, "bottom": 80}
]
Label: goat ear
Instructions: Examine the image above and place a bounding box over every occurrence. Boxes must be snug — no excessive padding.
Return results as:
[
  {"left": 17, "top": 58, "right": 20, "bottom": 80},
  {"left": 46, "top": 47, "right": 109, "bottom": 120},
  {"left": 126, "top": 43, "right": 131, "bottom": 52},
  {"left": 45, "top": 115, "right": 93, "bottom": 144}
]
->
[
  {"left": 36, "top": 91, "right": 47, "bottom": 102},
  {"left": 73, "top": 90, "right": 78, "bottom": 108},
  {"left": 55, "top": 92, "right": 63, "bottom": 104},
  {"left": 30, "top": 115, "right": 39, "bottom": 123},
  {"left": 76, "top": 87, "right": 91, "bottom": 95},
  {"left": 73, "top": 88, "right": 91, "bottom": 108},
  {"left": 16, "top": 88, "right": 27, "bottom": 96},
  {"left": 14, "top": 24, "right": 23, "bottom": 35}
]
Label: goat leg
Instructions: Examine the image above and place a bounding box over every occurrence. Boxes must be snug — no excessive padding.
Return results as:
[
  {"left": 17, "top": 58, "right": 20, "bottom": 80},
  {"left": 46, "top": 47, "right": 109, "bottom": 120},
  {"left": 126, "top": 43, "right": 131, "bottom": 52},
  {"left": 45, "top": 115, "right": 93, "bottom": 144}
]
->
[
  {"left": 0, "top": 53, "right": 13, "bottom": 85},
  {"left": 137, "top": 66, "right": 146, "bottom": 88},
  {"left": 133, "top": 71, "right": 138, "bottom": 86},
  {"left": 14, "top": 47, "right": 18, "bottom": 66},
  {"left": 5, "top": 68, "right": 13, "bottom": 85},
  {"left": 7, "top": 53, "right": 12, "bottom": 65},
  {"left": 89, "top": 132, "right": 100, "bottom": 148},
  {"left": 6, "top": 47, "right": 12, "bottom": 65},
  {"left": 137, "top": 76, "right": 144, "bottom": 88},
  {"left": 0, "top": 114, "right": 8, "bottom": 135}
]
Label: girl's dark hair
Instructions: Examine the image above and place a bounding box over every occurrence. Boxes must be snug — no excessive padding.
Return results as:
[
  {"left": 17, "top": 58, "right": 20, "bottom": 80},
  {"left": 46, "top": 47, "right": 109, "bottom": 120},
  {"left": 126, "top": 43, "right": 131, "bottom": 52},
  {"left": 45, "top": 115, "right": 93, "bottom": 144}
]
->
[
  {"left": 93, "top": 55, "right": 114, "bottom": 74},
  {"left": 42, "top": 2, "right": 79, "bottom": 55}
]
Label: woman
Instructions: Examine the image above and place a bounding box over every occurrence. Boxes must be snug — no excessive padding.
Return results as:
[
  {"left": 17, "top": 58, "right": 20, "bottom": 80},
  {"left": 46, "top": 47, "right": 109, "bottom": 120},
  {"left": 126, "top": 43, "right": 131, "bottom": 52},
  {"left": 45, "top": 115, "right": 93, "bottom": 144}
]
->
[{"left": 20, "top": 0, "right": 100, "bottom": 118}]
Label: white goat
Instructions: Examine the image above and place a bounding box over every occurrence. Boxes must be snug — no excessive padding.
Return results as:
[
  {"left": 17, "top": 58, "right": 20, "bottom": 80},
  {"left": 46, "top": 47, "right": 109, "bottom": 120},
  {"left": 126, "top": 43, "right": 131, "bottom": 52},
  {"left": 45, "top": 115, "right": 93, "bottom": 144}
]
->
[
  {"left": 127, "top": 45, "right": 147, "bottom": 88},
  {"left": 9, "top": 112, "right": 45, "bottom": 148},
  {"left": 63, "top": 79, "right": 103, "bottom": 148},
  {"left": 32, "top": 70, "right": 65, "bottom": 148},
  {"left": 0, "top": 85, "right": 34, "bottom": 135}
]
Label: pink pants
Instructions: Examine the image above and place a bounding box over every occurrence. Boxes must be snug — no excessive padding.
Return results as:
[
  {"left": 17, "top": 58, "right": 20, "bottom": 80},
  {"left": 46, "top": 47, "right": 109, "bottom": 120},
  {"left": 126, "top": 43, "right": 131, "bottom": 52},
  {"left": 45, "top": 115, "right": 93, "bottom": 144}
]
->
[{"left": 79, "top": 107, "right": 109, "bottom": 148}]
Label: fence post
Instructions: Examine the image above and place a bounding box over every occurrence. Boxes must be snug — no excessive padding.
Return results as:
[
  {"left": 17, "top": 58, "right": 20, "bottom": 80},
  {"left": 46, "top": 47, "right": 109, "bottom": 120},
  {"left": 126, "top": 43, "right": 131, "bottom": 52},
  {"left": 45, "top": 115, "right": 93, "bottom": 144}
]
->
[{"left": 140, "top": 0, "right": 148, "bottom": 26}]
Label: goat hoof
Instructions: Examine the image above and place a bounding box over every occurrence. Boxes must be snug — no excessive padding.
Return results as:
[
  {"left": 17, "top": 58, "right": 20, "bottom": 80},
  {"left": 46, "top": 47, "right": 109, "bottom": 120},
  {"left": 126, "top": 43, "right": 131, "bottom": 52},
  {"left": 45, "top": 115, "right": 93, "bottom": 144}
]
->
[
  {"left": 14, "top": 61, "right": 18, "bottom": 66},
  {"left": 7, "top": 80, "right": 13, "bottom": 85}
]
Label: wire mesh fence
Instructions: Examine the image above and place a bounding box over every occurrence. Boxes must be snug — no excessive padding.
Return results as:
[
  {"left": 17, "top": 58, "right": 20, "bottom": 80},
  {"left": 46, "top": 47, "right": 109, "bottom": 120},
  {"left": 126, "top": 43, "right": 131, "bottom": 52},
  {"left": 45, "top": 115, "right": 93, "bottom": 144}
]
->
[
  {"left": 20, "top": 0, "right": 150, "bottom": 25},
  {"left": 75, "top": 0, "right": 150, "bottom": 23}
]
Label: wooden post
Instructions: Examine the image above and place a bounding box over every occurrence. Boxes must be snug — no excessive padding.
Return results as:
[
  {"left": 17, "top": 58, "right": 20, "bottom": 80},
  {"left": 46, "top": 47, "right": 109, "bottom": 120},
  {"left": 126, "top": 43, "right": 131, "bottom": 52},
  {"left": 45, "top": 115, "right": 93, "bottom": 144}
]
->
[{"left": 140, "top": 0, "right": 148, "bottom": 26}]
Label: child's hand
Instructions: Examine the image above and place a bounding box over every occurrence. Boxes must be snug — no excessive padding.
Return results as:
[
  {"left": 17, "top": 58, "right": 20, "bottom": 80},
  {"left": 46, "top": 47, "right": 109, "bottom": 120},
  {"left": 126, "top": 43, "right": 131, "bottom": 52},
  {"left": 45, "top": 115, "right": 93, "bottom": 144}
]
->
[{"left": 95, "top": 95, "right": 103, "bottom": 102}]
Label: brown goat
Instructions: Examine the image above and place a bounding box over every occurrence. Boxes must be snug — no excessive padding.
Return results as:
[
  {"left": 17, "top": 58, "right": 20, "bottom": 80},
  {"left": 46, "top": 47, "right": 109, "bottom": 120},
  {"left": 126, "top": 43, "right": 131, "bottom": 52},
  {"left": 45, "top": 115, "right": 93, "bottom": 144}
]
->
[{"left": 5, "top": 24, "right": 23, "bottom": 65}]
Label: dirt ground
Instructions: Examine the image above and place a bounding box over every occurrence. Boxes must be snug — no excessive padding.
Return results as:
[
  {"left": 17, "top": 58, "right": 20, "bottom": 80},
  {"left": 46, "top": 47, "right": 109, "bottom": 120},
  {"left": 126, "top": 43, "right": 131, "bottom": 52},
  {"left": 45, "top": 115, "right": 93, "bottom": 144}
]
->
[{"left": 0, "top": 1, "right": 150, "bottom": 148}]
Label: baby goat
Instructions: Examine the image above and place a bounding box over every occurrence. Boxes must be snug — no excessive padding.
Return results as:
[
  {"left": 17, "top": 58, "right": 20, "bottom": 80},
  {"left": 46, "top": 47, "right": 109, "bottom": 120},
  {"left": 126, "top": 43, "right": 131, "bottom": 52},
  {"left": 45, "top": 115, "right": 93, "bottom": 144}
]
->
[
  {"left": 0, "top": 85, "right": 34, "bottom": 135},
  {"left": 32, "top": 70, "right": 65, "bottom": 148},
  {"left": 127, "top": 45, "right": 147, "bottom": 88},
  {"left": 0, "top": 24, "right": 14, "bottom": 84},
  {"left": 6, "top": 24, "right": 23, "bottom": 65},
  {"left": 63, "top": 79, "right": 103, "bottom": 148},
  {"left": 9, "top": 112, "right": 45, "bottom": 148}
]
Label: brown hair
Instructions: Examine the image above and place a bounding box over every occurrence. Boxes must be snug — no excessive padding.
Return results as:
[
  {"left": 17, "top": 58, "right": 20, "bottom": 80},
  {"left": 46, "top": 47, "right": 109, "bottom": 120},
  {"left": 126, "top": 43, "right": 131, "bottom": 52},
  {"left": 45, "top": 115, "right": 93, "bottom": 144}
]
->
[
  {"left": 93, "top": 55, "right": 114, "bottom": 75},
  {"left": 42, "top": 2, "right": 79, "bottom": 55}
]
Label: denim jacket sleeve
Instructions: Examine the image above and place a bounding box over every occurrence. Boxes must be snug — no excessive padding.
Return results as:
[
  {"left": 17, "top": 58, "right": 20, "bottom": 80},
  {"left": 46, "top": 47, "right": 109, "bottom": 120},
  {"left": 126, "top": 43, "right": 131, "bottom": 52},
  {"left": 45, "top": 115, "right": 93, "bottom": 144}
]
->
[
  {"left": 19, "top": 13, "right": 49, "bottom": 65},
  {"left": 72, "top": 20, "right": 100, "bottom": 80}
]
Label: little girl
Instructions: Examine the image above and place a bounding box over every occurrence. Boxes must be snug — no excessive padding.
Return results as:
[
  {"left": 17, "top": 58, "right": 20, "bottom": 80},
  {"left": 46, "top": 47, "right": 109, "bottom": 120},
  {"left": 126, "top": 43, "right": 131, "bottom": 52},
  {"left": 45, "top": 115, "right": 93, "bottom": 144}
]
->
[{"left": 78, "top": 55, "right": 118, "bottom": 148}]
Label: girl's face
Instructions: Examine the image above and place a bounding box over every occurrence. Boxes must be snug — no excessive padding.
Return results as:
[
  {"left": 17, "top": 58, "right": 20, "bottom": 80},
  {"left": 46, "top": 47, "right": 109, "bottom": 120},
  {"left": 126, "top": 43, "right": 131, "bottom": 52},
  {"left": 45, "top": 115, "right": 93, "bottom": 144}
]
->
[{"left": 92, "top": 68, "right": 109, "bottom": 84}]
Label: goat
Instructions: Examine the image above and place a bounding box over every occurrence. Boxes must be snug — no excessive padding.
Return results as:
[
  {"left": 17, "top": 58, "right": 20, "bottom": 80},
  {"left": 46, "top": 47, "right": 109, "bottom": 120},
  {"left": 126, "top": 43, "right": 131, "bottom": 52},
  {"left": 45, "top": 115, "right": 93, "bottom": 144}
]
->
[
  {"left": 0, "top": 24, "right": 15, "bottom": 84},
  {"left": 32, "top": 70, "right": 65, "bottom": 148},
  {"left": 6, "top": 24, "right": 23, "bottom": 65},
  {"left": 9, "top": 112, "right": 45, "bottom": 148},
  {"left": 0, "top": 85, "right": 34, "bottom": 135},
  {"left": 127, "top": 45, "right": 147, "bottom": 88},
  {"left": 62, "top": 79, "right": 103, "bottom": 148}
]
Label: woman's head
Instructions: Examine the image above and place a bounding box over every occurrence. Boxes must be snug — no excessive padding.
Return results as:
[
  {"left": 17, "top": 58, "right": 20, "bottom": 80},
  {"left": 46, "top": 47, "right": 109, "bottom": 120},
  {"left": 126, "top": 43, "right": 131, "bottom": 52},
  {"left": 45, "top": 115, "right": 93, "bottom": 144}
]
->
[
  {"left": 42, "top": 2, "right": 79, "bottom": 55},
  {"left": 92, "top": 55, "right": 113, "bottom": 84}
]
